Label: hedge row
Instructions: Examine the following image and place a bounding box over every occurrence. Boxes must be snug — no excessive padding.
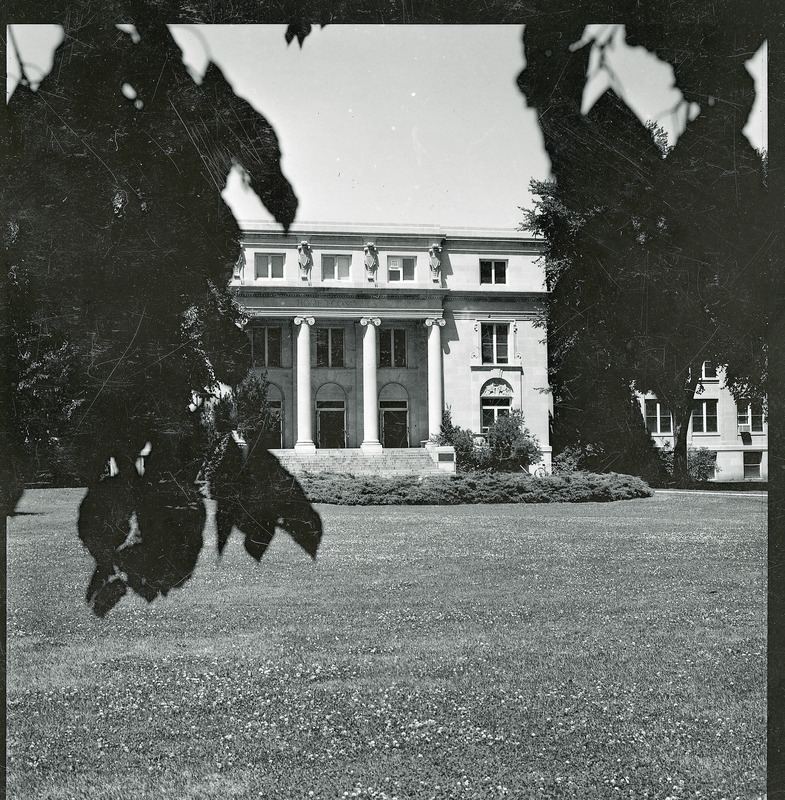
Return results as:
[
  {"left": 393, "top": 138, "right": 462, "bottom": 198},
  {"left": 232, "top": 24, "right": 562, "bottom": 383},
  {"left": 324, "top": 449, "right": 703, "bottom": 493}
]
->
[{"left": 299, "top": 471, "right": 653, "bottom": 505}]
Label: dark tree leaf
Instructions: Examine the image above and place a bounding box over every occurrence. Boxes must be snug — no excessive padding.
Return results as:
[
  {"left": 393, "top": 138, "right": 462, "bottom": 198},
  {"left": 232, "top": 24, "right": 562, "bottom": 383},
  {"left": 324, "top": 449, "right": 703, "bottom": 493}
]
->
[
  {"left": 212, "top": 436, "right": 322, "bottom": 561},
  {"left": 285, "top": 21, "right": 313, "bottom": 48}
]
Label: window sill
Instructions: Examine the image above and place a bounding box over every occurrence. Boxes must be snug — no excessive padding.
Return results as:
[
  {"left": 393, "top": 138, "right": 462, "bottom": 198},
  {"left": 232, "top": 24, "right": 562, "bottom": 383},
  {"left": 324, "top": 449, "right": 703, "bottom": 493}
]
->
[{"left": 470, "top": 363, "right": 522, "bottom": 372}]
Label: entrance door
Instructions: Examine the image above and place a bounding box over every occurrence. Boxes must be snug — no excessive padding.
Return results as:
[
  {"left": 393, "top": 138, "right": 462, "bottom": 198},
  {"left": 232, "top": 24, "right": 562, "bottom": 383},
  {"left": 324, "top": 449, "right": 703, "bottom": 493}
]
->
[
  {"left": 317, "top": 401, "right": 346, "bottom": 448},
  {"left": 381, "top": 400, "right": 409, "bottom": 448}
]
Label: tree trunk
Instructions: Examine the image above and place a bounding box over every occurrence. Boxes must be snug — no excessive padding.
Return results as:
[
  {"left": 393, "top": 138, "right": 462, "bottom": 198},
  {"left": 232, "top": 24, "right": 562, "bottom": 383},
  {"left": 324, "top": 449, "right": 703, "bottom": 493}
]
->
[
  {"left": 670, "top": 381, "right": 700, "bottom": 485},
  {"left": 671, "top": 404, "right": 692, "bottom": 484},
  {"left": 654, "top": 373, "right": 699, "bottom": 486}
]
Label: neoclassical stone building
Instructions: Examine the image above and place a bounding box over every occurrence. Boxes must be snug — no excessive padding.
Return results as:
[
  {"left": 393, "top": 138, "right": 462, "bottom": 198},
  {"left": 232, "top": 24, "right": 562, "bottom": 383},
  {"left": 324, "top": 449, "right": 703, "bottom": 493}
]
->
[{"left": 231, "top": 223, "right": 552, "bottom": 470}]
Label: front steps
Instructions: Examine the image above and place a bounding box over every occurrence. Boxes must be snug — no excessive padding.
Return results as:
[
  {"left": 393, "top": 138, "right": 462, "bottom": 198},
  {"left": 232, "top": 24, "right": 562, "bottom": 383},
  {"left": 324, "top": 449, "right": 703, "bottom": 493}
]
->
[{"left": 270, "top": 448, "right": 450, "bottom": 477}]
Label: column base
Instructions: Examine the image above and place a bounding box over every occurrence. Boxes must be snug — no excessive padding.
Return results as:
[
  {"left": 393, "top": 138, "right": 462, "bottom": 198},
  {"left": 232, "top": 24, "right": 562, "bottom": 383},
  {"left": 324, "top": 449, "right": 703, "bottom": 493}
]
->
[
  {"left": 360, "top": 440, "right": 384, "bottom": 455},
  {"left": 294, "top": 441, "right": 317, "bottom": 455}
]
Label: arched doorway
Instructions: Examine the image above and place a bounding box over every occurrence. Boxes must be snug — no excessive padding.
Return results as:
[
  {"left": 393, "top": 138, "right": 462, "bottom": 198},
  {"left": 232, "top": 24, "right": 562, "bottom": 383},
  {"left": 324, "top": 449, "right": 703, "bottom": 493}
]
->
[
  {"left": 315, "top": 383, "right": 346, "bottom": 449},
  {"left": 379, "top": 383, "right": 409, "bottom": 448}
]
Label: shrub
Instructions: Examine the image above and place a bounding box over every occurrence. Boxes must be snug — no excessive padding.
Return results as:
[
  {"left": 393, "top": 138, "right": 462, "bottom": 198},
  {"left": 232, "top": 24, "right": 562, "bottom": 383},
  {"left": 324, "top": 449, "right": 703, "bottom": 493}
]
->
[
  {"left": 658, "top": 445, "right": 720, "bottom": 483},
  {"left": 486, "top": 410, "right": 542, "bottom": 471},
  {"left": 434, "top": 408, "right": 542, "bottom": 473},
  {"left": 552, "top": 444, "right": 602, "bottom": 475},
  {"left": 299, "top": 470, "right": 653, "bottom": 505}
]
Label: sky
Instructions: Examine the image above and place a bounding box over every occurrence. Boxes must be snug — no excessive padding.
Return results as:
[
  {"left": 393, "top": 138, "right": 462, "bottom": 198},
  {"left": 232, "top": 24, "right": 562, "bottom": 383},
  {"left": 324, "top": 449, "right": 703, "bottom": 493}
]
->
[{"left": 7, "top": 24, "right": 768, "bottom": 231}]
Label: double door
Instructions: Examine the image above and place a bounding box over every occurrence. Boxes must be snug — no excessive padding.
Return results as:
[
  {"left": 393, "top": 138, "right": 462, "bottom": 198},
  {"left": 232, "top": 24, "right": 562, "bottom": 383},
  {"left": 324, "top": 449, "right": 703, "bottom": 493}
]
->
[
  {"left": 317, "top": 401, "right": 346, "bottom": 448},
  {"left": 381, "top": 400, "right": 409, "bottom": 448}
]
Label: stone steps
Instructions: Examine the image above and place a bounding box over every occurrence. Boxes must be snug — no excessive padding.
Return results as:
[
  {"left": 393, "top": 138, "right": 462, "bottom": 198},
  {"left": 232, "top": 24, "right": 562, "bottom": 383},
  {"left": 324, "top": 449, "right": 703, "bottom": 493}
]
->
[{"left": 270, "top": 448, "right": 443, "bottom": 476}]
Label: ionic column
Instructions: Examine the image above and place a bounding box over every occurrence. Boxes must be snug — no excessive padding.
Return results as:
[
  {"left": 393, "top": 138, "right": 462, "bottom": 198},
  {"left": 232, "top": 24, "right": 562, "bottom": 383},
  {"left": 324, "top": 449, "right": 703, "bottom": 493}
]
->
[
  {"left": 293, "top": 316, "right": 316, "bottom": 454},
  {"left": 360, "top": 316, "right": 383, "bottom": 454},
  {"left": 425, "top": 318, "right": 446, "bottom": 439}
]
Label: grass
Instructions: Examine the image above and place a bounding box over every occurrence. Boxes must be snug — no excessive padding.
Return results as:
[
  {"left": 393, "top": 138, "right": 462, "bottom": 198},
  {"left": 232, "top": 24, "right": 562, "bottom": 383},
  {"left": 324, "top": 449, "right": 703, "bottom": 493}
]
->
[{"left": 7, "top": 489, "right": 766, "bottom": 799}]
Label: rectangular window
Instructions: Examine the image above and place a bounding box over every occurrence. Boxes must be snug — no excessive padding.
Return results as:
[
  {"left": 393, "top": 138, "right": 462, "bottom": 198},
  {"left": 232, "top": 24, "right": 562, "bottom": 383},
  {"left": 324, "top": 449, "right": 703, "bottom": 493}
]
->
[
  {"left": 322, "top": 255, "right": 351, "bottom": 281},
  {"left": 692, "top": 398, "right": 718, "bottom": 433},
  {"left": 737, "top": 399, "right": 765, "bottom": 432},
  {"left": 379, "top": 329, "right": 407, "bottom": 368},
  {"left": 743, "top": 451, "right": 762, "bottom": 479},
  {"left": 480, "top": 323, "right": 509, "bottom": 365},
  {"left": 481, "top": 397, "right": 511, "bottom": 433},
  {"left": 702, "top": 361, "right": 717, "bottom": 379},
  {"left": 316, "top": 327, "right": 344, "bottom": 368},
  {"left": 480, "top": 260, "right": 507, "bottom": 285},
  {"left": 387, "top": 256, "right": 416, "bottom": 282},
  {"left": 645, "top": 399, "right": 672, "bottom": 434},
  {"left": 252, "top": 326, "right": 282, "bottom": 368},
  {"left": 254, "top": 253, "right": 285, "bottom": 279}
]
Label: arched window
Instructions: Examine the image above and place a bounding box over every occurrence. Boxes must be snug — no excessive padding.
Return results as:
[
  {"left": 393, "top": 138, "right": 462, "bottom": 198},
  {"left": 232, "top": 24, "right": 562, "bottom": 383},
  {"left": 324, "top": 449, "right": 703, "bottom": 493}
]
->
[{"left": 480, "top": 379, "right": 513, "bottom": 433}]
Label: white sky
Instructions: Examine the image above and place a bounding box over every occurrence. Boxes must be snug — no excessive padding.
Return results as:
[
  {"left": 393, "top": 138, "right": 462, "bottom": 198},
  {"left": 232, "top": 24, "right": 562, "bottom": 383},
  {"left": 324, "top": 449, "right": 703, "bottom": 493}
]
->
[{"left": 7, "top": 24, "right": 768, "bottom": 230}]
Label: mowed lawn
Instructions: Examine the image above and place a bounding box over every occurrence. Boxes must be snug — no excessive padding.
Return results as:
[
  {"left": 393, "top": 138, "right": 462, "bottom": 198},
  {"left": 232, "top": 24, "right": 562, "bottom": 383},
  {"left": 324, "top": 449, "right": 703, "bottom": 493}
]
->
[{"left": 7, "top": 489, "right": 766, "bottom": 800}]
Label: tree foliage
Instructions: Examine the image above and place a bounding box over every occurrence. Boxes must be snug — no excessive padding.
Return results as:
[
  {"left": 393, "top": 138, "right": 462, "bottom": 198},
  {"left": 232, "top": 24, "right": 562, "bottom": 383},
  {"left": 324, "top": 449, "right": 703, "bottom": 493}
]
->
[
  {"left": 520, "top": 16, "right": 773, "bottom": 482},
  {"left": 3, "top": 15, "right": 321, "bottom": 615}
]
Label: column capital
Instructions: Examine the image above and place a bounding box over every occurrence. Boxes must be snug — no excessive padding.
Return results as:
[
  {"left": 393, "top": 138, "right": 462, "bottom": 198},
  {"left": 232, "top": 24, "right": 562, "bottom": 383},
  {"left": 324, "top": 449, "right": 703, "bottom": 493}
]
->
[
  {"left": 294, "top": 316, "right": 315, "bottom": 326},
  {"left": 360, "top": 316, "right": 381, "bottom": 327},
  {"left": 424, "top": 317, "right": 446, "bottom": 328}
]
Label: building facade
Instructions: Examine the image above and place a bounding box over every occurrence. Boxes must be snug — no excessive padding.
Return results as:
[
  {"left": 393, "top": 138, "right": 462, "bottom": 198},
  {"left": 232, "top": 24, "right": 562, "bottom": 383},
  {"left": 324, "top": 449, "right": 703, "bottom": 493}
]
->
[
  {"left": 232, "top": 223, "right": 552, "bottom": 469},
  {"left": 639, "top": 362, "right": 768, "bottom": 481}
]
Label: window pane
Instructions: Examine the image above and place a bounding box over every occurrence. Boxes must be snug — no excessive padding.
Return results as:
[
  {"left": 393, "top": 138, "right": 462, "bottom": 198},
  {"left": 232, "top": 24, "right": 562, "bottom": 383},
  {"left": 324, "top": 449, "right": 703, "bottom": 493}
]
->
[
  {"left": 388, "top": 258, "right": 401, "bottom": 281},
  {"left": 743, "top": 451, "right": 762, "bottom": 479},
  {"left": 316, "top": 328, "right": 329, "bottom": 366},
  {"left": 482, "top": 407, "right": 495, "bottom": 431},
  {"left": 393, "top": 329, "right": 406, "bottom": 367},
  {"left": 751, "top": 401, "right": 764, "bottom": 431},
  {"left": 495, "top": 262, "right": 507, "bottom": 284},
  {"left": 331, "top": 329, "right": 344, "bottom": 367},
  {"left": 737, "top": 401, "right": 749, "bottom": 427},
  {"left": 645, "top": 400, "right": 658, "bottom": 430},
  {"left": 481, "top": 324, "right": 494, "bottom": 364},
  {"left": 252, "top": 328, "right": 265, "bottom": 366},
  {"left": 254, "top": 254, "right": 268, "bottom": 279},
  {"left": 379, "top": 330, "right": 392, "bottom": 367},
  {"left": 703, "top": 361, "right": 716, "bottom": 378},
  {"left": 267, "top": 400, "right": 282, "bottom": 431},
  {"left": 660, "top": 409, "right": 671, "bottom": 433},
  {"left": 337, "top": 256, "right": 350, "bottom": 279},
  {"left": 495, "top": 325, "right": 508, "bottom": 364},
  {"left": 322, "top": 256, "right": 335, "bottom": 280},
  {"left": 271, "top": 255, "right": 284, "bottom": 278},
  {"left": 706, "top": 399, "right": 718, "bottom": 432},
  {"left": 267, "top": 327, "right": 282, "bottom": 367},
  {"left": 402, "top": 258, "right": 415, "bottom": 281},
  {"left": 480, "top": 261, "right": 492, "bottom": 284},
  {"left": 692, "top": 401, "right": 704, "bottom": 432}
]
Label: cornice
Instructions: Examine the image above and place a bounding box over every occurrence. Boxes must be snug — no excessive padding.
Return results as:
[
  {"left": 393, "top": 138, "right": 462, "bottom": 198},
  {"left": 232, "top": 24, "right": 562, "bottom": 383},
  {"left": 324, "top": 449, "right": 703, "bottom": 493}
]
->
[
  {"left": 240, "top": 225, "right": 542, "bottom": 255},
  {"left": 235, "top": 285, "right": 449, "bottom": 301}
]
